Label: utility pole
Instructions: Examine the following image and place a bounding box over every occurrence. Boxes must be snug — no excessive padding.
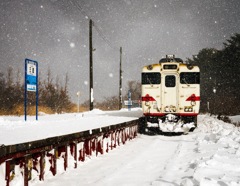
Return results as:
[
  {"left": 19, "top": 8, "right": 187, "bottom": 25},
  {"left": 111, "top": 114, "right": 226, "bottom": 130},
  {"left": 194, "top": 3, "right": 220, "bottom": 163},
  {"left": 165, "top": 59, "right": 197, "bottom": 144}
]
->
[
  {"left": 89, "top": 19, "right": 93, "bottom": 111},
  {"left": 119, "top": 47, "right": 122, "bottom": 110}
]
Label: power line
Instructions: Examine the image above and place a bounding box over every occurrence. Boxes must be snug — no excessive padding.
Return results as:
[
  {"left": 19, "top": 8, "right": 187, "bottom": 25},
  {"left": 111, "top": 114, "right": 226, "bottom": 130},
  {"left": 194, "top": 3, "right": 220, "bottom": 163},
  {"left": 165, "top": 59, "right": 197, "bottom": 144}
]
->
[
  {"left": 69, "top": 0, "right": 90, "bottom": 20},
  {"left": 69, "top": 0, "right": 119, "bottom": 52},
  {"left": 93, "top": 23, "right": 119, "bottom": 51}
]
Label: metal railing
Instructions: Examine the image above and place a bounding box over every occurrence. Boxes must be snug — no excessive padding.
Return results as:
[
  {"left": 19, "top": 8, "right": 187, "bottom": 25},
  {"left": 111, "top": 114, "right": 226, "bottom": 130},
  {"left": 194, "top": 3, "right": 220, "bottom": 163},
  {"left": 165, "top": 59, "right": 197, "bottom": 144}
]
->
[{"left": 0, "top": 119, "right": 139, "bottom": 186}]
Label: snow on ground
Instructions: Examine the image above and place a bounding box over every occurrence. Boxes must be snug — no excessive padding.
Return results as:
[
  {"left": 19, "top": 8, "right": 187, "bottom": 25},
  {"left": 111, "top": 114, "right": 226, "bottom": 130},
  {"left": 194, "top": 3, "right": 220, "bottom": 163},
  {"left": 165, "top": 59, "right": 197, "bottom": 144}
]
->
[
  {"left": 0, "top": 108, "right": 142, "bottom": 145},
  {"left": 1, "top": 110, "right": 240, "bottom": 186},
  {"left": 230, "top": 115, "right": 240, "bottom": 124}
]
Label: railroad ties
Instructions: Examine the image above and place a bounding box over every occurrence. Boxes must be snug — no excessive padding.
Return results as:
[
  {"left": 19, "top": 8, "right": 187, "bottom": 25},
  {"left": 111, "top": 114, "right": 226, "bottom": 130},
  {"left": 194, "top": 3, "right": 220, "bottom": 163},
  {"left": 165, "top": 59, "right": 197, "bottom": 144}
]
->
[{"left": 0, "top": 119, "right": 138, "bottom": 186}]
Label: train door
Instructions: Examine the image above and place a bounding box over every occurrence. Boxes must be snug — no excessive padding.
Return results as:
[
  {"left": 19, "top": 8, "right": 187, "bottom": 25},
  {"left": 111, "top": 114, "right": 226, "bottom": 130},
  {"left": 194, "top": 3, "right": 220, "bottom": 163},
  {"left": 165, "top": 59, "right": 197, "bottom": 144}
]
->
[{"left": 162, "top": 74, "right": 178, "bottom": 113}]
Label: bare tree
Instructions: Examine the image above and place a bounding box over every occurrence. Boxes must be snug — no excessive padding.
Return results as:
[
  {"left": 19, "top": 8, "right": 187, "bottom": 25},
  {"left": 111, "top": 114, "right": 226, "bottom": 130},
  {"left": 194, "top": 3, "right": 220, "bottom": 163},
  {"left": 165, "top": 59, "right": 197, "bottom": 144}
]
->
[{"left": 124, "top": 80, "right": 141, "bottom": 101}]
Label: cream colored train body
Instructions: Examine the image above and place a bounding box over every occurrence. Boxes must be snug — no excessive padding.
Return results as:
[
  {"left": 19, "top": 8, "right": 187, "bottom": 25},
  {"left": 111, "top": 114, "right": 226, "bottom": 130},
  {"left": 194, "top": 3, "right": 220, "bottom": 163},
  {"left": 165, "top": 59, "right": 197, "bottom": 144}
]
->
[{"left": 140, "top": 55, "right": 200, "bottom": 133}]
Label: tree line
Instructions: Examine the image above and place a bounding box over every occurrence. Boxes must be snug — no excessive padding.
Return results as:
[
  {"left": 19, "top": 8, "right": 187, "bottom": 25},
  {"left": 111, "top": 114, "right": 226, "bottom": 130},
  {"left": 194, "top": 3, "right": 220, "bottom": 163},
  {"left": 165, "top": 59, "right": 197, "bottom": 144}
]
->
[
  {"left": 0, "top": 63, "right": 140, "bottom": 114},
  {"left": 1, "top": 34, "right": 239, "bottom": 115},
  {"left": 187, "top": 33, "right": 240, "bottom": 115},
  {"left": 0, "top": 68, "right": 73, "bottom": 115}
]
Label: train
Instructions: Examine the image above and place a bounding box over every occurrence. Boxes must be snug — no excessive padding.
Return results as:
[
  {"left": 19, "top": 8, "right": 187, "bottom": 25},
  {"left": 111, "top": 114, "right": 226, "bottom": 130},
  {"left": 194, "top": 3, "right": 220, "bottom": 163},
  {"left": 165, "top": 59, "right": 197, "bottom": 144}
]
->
[{"left": 139, "top": 55, "right": 200, "bottom": 134}]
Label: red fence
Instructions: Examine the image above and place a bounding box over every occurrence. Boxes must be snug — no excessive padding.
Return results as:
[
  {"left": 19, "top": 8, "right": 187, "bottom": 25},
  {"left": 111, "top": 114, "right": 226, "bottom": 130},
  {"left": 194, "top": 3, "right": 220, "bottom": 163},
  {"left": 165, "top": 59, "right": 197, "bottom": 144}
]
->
[{"left": 0, "top": 119, "right": 138, "bottom": 186}]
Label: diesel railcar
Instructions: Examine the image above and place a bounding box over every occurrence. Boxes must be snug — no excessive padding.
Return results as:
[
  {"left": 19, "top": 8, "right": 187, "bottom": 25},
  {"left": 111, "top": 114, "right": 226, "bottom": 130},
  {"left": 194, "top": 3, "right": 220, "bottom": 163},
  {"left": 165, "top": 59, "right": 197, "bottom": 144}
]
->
[{"left": 139, "top": 55, "right": 200, "bottom": 133}]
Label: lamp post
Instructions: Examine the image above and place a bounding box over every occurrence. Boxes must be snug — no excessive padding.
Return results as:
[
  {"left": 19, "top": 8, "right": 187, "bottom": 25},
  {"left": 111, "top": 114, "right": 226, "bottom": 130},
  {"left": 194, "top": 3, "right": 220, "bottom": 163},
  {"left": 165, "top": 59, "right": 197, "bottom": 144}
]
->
[
  {"left": 213, "top": 87, "right": 216, "bottom": 115},
  {"left": 77, "top": 91, "right": 80, "bottom": 113}
]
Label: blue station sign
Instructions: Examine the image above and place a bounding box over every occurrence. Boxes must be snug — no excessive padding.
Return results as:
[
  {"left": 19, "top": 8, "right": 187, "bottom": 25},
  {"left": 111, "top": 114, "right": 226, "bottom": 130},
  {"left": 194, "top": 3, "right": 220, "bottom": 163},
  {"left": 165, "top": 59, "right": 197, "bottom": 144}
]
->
[
  {"left": 26, "top": 60, "right": 37, "bottom": 92},
  {"left": 24, "top": 58, "right": 39, "bottom": 121}
]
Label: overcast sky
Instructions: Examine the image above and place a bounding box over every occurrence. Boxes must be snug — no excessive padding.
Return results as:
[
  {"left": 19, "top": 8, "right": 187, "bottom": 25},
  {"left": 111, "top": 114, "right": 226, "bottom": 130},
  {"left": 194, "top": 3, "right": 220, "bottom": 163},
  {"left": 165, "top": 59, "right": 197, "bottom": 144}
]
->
[{"left": 1, "top": 0, "right": 240, "bottom": 104}]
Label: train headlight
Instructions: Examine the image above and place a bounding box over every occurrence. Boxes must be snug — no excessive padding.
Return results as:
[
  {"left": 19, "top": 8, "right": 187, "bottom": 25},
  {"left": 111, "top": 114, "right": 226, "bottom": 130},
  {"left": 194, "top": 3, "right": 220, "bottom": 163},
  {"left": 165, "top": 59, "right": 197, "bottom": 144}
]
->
[{"left": 184, "top": 106, "right": 193, "bottom": 112}]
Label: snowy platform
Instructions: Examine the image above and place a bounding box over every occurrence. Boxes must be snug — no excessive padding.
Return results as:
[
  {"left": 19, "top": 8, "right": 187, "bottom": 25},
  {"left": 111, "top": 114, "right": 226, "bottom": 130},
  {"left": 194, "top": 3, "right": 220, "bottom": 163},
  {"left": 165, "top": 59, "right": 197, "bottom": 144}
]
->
[
  {"left": 1, "top": 110, "right": 240, "bottom": 186},
  {"left": 0, "top": 108, "right": 142, "bottom": 146}
]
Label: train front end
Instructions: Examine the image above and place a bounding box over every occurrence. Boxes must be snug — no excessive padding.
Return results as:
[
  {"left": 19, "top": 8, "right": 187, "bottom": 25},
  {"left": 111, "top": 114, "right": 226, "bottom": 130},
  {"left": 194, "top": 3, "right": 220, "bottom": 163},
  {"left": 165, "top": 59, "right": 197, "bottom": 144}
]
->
[{"left": 140, "top": 55, "right": 200, "bottom": 134}]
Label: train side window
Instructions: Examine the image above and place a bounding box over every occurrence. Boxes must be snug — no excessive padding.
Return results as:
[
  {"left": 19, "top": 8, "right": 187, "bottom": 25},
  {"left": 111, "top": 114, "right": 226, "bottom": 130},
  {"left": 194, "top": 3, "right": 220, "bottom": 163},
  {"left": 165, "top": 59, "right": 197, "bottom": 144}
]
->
[
  {"left": 180, "top": 72, "right": 200, "bottom": 84},
  {"left": 165, "top": 75, "right": 176, "bottom": 87},
  {"left": 142, "top": 73, "right": 161, "bottom": 85}
]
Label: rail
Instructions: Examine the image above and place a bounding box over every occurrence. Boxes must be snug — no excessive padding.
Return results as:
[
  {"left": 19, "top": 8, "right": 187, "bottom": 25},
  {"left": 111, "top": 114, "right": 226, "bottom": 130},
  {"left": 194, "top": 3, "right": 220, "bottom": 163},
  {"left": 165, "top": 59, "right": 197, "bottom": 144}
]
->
[{"left": 0, "top": 119, "right": 139, "bottom": 186}]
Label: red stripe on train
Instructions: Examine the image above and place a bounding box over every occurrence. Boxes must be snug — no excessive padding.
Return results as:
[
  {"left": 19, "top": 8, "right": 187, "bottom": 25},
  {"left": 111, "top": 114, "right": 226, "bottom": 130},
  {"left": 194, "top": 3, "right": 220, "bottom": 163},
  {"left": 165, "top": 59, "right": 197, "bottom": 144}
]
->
[
  {"left": 142, "top": 94, "right": 156, "bottom": 101},
  {"left": 186, "top": 94, "right": 200, "bottom": 101}
]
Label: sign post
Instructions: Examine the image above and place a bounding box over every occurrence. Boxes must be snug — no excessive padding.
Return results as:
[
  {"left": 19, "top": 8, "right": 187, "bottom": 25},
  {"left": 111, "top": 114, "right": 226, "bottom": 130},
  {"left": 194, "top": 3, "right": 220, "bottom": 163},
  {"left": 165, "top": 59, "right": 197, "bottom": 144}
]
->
[
  {"left": 128, "top": 90, "right": 131, "bottom": 111},
  {"left": 24, "top": 59, "right": 38, "bottom": 121}
]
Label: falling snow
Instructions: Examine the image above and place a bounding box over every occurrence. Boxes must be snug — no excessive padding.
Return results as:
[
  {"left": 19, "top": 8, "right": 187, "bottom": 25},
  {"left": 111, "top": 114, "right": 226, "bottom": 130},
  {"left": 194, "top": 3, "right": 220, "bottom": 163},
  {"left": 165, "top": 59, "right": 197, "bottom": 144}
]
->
[
  {"left": 70, "top": 42, "right": 75, "bottom": 48},
  {"left": 0, "top": 0, "right": 239, "bottom": 102}
]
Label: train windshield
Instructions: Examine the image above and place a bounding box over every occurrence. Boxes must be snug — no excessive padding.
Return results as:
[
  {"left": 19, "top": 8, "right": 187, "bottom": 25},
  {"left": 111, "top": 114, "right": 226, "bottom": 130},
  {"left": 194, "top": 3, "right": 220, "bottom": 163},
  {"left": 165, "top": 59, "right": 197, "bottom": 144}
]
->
[
  {"left": 165, "top": 75, "right": 176, "bottom": 87},
  {"left": 180, "top": 72, "right": 200, "bottom": 84},
  {"left": 142, "top": 73, "right": 161, "bottom": 84}
]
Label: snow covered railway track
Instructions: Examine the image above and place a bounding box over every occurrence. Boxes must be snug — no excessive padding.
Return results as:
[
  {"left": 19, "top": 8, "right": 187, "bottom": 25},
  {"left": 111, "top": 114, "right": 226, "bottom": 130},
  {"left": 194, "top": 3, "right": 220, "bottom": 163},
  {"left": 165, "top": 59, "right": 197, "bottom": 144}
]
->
[{"left": 0, "top": 119, "right": 138, "bottom": 186}]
